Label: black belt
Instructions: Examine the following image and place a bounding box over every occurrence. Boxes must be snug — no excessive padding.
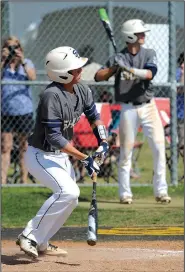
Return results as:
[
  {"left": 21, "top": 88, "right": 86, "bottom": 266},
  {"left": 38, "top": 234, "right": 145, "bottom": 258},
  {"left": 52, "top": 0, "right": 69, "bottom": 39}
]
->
[{"left": 124, "top": 100, "right": 150, "bottom": 106}]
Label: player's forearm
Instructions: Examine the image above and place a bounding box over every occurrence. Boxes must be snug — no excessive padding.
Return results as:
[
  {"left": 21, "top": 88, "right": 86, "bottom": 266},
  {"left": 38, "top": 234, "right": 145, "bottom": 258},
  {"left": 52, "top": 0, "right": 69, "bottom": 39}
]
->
[
  {"left": 61, "top": 142, "right": 87, "bottom": 160},
  {"left": 131, "top": 68, "right": 153, "bottom": 80},
  {"left": 91, "top": 120, "right": 108, "bottom": 145},
  {"left": 45, "top": 128, "right": 88, "bottom": 160},
  {"left": 95, "top": 66, "right": 117, "bottom": 81},
  {"left": 23, "top": 66, "right": 36, "bottom": 80}
]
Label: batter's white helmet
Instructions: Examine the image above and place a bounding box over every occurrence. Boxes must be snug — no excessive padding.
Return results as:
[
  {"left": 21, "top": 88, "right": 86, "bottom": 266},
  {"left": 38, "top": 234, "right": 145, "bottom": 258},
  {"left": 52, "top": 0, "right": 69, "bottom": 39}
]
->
[
  {"left": 122, "top": 19, "right": 150, "bottom": 44},
  {"left": 45, "top": 46, "right": 88, "bottom": 84}
]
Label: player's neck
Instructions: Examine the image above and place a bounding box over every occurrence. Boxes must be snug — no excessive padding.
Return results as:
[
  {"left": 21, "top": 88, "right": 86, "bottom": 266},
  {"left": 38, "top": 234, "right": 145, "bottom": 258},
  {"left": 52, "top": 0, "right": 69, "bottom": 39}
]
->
[
  {"left": 63, "top": 84, "right": 75, "bottom": 94},
  {"left": 127, "top": 44, "right": 141, "bottom": 55}
]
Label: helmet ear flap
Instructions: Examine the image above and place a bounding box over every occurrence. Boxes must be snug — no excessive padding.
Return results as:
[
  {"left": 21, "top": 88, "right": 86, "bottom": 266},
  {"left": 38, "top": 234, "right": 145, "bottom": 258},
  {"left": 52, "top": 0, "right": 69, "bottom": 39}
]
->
[
  {"left": 122, "top": 32, "right": 138, "bottom": 44},
  {"left": 59, "top": 72, "right": 74, "bottom": 83},
  {"left": 59, "top": 75, "right": 68, "bottom": 80}
]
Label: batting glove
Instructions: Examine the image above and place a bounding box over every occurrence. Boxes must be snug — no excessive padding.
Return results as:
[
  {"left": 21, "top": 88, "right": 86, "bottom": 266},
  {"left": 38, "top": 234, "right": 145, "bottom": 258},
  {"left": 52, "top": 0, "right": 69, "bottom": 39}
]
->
[
  {"left": 93, "top": 141, "right": 109, "bottom": 167},
  {"left": 81, "top": 156, "right": 100, "bottom": 178},
  {"left": 114, "top": 54, "right": 133, "bottom": 73}
]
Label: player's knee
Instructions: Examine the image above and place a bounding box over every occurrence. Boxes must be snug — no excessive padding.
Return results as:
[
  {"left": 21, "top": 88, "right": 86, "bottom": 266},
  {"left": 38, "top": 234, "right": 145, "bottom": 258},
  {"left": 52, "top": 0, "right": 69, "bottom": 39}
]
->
[
  {"left": 153, "top": 142, "right": 165, "bottom": 155},
  {"left": 65, "top": 184, "right": 80, "bottom": 205},
  {"left": 119, "top": 157, "right": 132, "bottom": 168}
]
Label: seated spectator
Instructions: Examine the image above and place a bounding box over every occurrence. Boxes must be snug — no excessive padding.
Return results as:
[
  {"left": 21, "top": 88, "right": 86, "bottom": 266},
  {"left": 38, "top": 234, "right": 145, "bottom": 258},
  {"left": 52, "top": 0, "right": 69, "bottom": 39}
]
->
[{"left": 1, "top": 36, "right": 36, "bottom": 184}]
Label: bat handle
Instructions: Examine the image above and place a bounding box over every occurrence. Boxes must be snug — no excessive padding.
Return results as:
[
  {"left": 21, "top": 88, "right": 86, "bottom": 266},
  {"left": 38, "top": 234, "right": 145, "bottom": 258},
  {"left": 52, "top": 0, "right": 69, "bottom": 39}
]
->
[{"left": 92, "top": 172, "right": 97, "bottom": 182}]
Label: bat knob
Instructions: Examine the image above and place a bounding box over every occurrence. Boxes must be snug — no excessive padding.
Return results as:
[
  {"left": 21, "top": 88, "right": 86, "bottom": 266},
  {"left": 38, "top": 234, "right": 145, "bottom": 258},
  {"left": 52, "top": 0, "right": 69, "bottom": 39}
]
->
[{"left": 87, "top": 240, "right": 96, "bottom": 246}]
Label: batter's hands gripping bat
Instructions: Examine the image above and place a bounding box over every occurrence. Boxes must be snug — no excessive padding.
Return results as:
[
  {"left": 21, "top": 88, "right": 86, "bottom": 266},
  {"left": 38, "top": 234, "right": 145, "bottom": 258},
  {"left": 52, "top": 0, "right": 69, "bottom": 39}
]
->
[
  {"left": 87, "top": 173, "right": 98, "bottom": 246},
  {"left": 99, "top": 8, "right": 117, "bottom": 53}
]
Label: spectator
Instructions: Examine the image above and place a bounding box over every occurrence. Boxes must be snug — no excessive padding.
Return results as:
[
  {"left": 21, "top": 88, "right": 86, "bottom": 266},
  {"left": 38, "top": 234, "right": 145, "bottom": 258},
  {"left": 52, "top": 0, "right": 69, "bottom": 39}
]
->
[
  {"left": 176, "top": 52, "right": 184, "bottom": 152},
  {"left": 1, "top": 36, "right": 36, "bottom": 184}
]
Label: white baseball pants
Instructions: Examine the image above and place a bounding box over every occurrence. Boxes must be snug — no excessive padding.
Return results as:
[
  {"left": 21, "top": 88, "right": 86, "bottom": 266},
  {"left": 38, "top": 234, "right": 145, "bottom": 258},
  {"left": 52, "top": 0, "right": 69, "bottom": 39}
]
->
[
  {"left": 118, "top": 99, "right": 168, "bottom": 198},
  {"left": 22, "top": 146, "right": 80, "bottom": 247}
]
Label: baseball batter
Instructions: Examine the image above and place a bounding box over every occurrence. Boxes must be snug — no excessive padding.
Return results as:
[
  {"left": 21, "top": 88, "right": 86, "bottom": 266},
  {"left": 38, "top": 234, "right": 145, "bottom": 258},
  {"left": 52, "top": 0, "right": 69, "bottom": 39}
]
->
[
  {"left": 16, "top": 46, "right": 109, "bottom": 258},
  {"left": 95, "top": 19, "right": 171, "bottom": 204}
]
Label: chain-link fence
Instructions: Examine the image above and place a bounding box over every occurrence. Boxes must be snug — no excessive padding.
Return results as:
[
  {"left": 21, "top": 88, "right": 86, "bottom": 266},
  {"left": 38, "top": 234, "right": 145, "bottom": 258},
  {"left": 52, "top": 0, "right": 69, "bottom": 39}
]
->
[{"left": 1, "top": 1, "right": 184, "bottom": 185}]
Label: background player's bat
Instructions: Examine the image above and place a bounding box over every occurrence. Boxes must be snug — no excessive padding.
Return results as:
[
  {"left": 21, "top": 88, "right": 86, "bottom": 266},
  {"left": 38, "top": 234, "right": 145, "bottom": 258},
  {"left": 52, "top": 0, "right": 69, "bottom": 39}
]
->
[
  {"left": 99, "top": 8, "right": 118, "bottom": 53},
  {"left": 87, "top": 173, "right": 98, "bottom": 246}
]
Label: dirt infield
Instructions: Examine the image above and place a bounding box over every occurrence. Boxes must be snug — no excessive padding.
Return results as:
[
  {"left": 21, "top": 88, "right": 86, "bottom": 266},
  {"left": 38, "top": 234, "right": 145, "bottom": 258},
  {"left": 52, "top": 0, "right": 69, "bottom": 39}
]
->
[{"left": 2, "top": 240, "right": 184, "bottom": 272}]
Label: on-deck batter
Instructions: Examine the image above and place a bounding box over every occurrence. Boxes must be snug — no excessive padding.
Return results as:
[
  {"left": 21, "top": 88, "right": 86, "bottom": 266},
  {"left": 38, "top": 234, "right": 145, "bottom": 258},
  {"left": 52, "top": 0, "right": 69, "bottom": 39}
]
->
[
  {"left": 95, "top": 19, "right": 171, "bottom": 205},
  {"left": 16, "top": 46, "right": 109, "bottom": 258}
]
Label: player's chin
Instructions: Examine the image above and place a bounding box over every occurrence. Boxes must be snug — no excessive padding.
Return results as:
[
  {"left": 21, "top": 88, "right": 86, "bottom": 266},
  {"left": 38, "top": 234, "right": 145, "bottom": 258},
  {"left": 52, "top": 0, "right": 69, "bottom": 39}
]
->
[
  {"left": 138, "top": 39, "right": 145, "bottom": 45},
  {"left": 73, "top": 77, "right": 81, "bottom": 84}
]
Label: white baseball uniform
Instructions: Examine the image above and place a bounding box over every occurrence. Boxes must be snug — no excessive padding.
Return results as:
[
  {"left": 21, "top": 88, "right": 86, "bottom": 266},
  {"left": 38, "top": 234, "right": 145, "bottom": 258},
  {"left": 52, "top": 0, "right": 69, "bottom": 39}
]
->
[
  {"left": 101, "top": 47, "right": 169, "bottom": 199},
  {"left": 21, "top": 82, "right": 100, "bottom": 247}
]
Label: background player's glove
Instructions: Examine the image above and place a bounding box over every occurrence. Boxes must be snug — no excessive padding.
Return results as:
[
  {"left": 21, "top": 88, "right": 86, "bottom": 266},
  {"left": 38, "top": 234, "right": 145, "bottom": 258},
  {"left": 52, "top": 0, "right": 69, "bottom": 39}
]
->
[
  {"left": 81, "top": 156, "right": 100, "bottom": 178},
  {"left": 93, "top": 141, "right": 109, "bottom": 166}
]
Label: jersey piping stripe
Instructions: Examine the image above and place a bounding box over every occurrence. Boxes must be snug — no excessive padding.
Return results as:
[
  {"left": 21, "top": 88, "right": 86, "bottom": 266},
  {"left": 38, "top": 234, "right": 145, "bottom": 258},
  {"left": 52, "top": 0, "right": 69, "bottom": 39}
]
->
[
  {"left": 144, "top": 63, "right": 157, "bottom": 68},
  {"left": 84, "top": 103, "right": 96, "bottom": 112},
  {"left": 43, "top": 123, "right": 61, "bottom": 128},
  {"left": 42, "top": 119, "right": 62, "bottom": 128},
  {"left": 42, "top": 118, "right": 62, "bottom": 122},
  {"left": 84, "top": 103, "right": 100, "bottom": 120},
  {"left": 25, "top": 152, "right": 63, "bottom": 238},
  {"left": 42, "top": 120, "right": 62, "bottom": 124}
]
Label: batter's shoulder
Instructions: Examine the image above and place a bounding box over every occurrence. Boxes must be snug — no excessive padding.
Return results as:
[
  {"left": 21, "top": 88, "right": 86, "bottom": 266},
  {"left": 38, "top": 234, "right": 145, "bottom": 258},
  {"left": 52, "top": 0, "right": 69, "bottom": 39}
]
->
[
  {"left": 76, "top": 82, "right": 92, "bottom": 95},
  {"left": 40, "top": 82, "right": 61, "bottom": 99},
  {"left": 45, "top": 82, "right": 62, "bottom": 94},
  {"left": 120, "top": 47, "right": 128, "bottom": 54},
  {"left": 142, "top": 47, "right": 156, "bottom": 56}
]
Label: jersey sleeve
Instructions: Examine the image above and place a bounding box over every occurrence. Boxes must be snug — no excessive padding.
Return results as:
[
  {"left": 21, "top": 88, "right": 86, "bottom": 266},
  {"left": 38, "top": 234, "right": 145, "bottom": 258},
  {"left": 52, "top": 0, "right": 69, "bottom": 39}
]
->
[
  {"left": 83, "top": 86, "right": 100, "bottom": 123},
  {"left": 41, "top": 92, "right": 69, "bottom": 149},
  {"left": 94, "top": 55, "right": 117, "bottom": 82},
  {"left": 144, "top": 49, "right": 158, "bottom": 78},
  {"left": 103, "top": 55, "right": 116, "bottom": 69}
]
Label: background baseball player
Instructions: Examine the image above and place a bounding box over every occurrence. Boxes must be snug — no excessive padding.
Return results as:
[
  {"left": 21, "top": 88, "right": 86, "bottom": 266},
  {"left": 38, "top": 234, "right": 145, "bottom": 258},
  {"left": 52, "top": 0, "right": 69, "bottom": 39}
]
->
[
  {"left": 16, "top": 46, "right": 109, "bottom": 258},
  {"left": 95, "top": 19, "right": 171, "bottom": 204}
]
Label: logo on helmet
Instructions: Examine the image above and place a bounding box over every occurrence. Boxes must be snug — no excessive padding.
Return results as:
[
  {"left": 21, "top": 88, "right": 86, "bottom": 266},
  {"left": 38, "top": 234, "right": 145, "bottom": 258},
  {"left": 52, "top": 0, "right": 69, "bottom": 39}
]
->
[{"left": 73, "top": 49, "right": 80, "bottom": 58}]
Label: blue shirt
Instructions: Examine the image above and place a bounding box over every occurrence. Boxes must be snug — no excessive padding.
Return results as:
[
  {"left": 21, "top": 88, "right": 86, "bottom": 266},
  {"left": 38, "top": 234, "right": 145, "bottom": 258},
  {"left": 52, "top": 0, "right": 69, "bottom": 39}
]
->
[
  {"left": 176, "top": 67, "right": 184, "bottom": 120},
  {"left": 1, "top": 58, "right": 34, "bottom": 116}
]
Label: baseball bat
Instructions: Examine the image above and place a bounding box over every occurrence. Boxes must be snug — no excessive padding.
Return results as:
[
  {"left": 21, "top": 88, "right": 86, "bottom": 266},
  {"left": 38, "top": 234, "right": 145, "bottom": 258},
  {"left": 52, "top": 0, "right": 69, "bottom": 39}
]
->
[
  {"left": 99, "top": 8, "right": 118, "bottom": 53},
  {"left": 87, "top": 173, "right": 98, "bottom": 246}
]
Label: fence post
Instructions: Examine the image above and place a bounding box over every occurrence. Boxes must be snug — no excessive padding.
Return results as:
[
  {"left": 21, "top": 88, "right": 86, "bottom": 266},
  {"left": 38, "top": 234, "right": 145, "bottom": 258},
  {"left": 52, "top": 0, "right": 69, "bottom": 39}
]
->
[
  {"left": 1, "top": 1, "right": 11, "bottom": 38},
  {"left": 168, "top": 2, "right": 178, "bottom": 186}
]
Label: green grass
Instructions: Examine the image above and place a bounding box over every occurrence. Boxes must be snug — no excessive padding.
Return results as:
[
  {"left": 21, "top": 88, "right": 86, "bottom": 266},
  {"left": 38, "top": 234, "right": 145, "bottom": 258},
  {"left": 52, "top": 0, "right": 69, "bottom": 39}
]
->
[{"left": 2, "top": 185, "right": 184, "bottom": 228}]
